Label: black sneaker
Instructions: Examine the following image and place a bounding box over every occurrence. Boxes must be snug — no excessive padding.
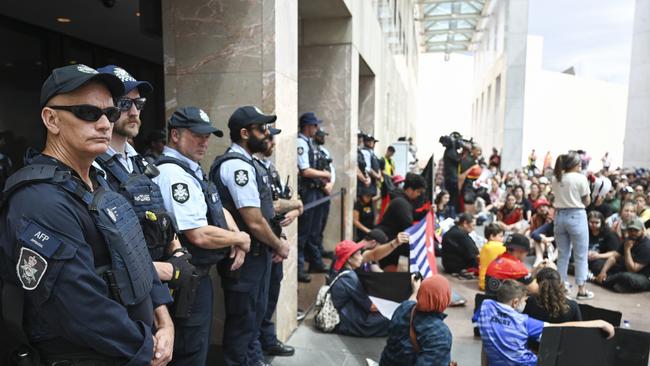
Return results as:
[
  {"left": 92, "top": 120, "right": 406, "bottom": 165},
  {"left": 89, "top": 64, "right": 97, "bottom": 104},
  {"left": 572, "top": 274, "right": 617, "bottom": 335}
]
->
[
  {"left": 263, "top": 340, "right": 295, "bottom": 356},
  {"left": 298, "top": 271, "right": 311, "bottom": 283}
]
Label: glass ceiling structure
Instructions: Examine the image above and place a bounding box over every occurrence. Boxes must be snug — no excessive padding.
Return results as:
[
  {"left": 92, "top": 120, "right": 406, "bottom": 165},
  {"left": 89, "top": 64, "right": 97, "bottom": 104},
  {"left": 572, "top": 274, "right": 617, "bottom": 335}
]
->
[{"left": 415, "top": 0, "right": 491, "bottom": 55}]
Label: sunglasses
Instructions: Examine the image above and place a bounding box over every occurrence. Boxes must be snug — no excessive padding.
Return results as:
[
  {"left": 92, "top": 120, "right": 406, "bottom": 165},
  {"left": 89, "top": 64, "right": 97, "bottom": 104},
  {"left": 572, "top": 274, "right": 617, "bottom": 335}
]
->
[
  {"left": 49, "top": 105, "right": 121, "bottom": 123},
  {"left": 116, "top": 97, "right": 146, "bottom": 112},
  {"left": 249, "top": 123, "right": 270, "bottom": 134}
]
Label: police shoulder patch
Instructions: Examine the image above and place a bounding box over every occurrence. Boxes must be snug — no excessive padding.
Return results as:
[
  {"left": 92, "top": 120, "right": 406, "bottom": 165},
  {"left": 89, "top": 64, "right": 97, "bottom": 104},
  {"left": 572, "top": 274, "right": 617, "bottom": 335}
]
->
[
  {"left": 16, "top": 247, "right": 47, "bottom": 291},
  {"left": 235, "top": 169, "right": 249, "bottom": 187},
  {"left": 297, "top": 146, "right": 304, "bottom": 155},
  {"left": 172, "top": 182, "right": 190, "bottom": 203}
]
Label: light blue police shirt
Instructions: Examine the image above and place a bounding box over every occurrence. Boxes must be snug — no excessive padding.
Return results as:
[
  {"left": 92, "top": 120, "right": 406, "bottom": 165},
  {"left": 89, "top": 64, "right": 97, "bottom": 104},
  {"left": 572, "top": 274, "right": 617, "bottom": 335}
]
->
[
  {"left": 153, "top": 146, "right": 208, "bottom": 231},
  {"left": 297, "top": 133, "right": 311, "bottom": 170},
  {"left": 219, "top": 143, "right": 261, "bottom": 209}
]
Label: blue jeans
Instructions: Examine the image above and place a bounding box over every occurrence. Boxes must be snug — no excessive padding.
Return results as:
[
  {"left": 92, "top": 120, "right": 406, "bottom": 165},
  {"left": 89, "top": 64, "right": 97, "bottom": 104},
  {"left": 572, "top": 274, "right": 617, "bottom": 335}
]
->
[{"left": 554, "top": 208, "right": 589, "bottom": 286}]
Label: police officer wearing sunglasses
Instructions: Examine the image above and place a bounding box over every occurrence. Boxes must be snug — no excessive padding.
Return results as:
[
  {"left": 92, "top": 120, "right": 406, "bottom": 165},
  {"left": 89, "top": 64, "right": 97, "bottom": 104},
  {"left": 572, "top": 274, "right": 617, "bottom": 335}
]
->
[{"left": 0, "top": 64, "right": 173, "bottom": 365}]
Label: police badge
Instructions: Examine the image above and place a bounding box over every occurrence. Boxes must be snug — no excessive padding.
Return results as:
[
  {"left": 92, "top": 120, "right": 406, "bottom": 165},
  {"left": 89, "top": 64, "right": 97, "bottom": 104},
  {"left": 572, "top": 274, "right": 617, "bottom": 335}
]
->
[
  {"left": 16, "top": 247, "right": 47, "bottom": 291},
  {"left": 172, "top": 182, "right": 190, "bottom": 203},
  {"left": 235, "top": 170, "right": 249, "bottom": 187},
  {"left": 297, "top": 146, "right": 304, "bottom": 155}
]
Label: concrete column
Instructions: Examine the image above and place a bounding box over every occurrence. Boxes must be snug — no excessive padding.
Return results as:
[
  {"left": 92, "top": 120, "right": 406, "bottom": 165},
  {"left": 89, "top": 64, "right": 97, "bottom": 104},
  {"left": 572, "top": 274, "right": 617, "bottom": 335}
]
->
[
  {"left": 501, "top": 0, "right": 529, "bottom": 171},
  {"left": 358, "top": 73, "right": 376, "bottom": 134},
  {"left": 299, "top": 16, "right": 357, "bottom": 252},
  {"left": 624, "top": 0, "right": 650, "bottom": 167},
  {"left": 162, "top": 0, "right": 298, "bottom": 343}
]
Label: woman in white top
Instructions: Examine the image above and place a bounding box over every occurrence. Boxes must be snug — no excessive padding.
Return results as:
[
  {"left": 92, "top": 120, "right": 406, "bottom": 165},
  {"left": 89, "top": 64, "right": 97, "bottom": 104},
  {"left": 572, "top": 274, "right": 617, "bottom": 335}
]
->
[{"left": 552, "top": 151, "right": 594, "bottom": 299}]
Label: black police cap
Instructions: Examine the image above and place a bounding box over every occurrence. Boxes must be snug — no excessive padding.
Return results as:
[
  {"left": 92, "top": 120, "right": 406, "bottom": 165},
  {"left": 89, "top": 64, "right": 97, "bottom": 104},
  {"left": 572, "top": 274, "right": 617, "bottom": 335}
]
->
[
  {"left": 40, "top": 64, "right": 125, "bottom": 107},
  {"left": 228, "top": 106, "right": 277, "bottom": 131},
  {"left": 168, "top": 107, "right": 223, "bottom": 137}
]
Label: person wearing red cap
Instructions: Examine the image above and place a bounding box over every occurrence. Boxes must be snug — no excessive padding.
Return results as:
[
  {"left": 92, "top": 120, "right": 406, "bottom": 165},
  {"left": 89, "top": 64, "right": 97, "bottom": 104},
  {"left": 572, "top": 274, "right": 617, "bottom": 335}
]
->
[
  {"left": 379, "top": 274, "right": 454, "bottom": 366},
  {"left": 329, "top": 240, "right": 390, "bottom": 337},
  {"left": 529, "top": 198, "right": 555, "bottom": 267}
]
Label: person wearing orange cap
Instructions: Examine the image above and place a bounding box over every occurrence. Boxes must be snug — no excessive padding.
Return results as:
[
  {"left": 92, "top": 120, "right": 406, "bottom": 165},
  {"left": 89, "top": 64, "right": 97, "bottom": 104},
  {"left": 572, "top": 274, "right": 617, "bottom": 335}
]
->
[
  {"left": 379, "top": 274, "right": 454, "bottom": 366},
  {"left": 329, "top": 240, "right": 390, "bottom": 337}
]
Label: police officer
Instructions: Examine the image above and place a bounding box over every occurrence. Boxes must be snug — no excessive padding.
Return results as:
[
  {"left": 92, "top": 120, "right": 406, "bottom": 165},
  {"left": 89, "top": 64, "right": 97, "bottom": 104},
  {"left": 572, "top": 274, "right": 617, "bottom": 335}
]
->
[
  {"left": 296, "top": 112, "right": 331, "bottom": 282},
  {"left": 153, "top": 106, "right": 251, "bottom": 365},
  {"left": 253, "top": 127, "right": 301, "bottom": 358},
  {"left": 356, "top": 130, "right": 371, "bottom": 192},
  {"left": 0, "top": 64, "right": 173, "bottom": 365},
  {"left": 312, "top": 128, "right": 335, "bottom": 259},
  {"left": 360, "top": 134, "right": 382, "bottom": 196},
  {"left": 94, "top": 65, "right": 185, "bottom": 284},
  {"left": 210, "top": 106, "right": 290, "bottom": 366}
]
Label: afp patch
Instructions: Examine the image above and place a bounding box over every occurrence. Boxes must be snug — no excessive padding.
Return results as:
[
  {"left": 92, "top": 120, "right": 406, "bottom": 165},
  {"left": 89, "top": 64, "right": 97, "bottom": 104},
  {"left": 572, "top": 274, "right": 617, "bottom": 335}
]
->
[
  {"left": 297, "top": 147, "right": 304, "bottom": 155},
  {"left": 235, "top": 170, "right": 249, "bottom": 187},
  {"left": 16, "top": 247, "right": 47, "bottom": 291},
  {"left": 172, "top": 182, "right": 190, "bottom": 203}
]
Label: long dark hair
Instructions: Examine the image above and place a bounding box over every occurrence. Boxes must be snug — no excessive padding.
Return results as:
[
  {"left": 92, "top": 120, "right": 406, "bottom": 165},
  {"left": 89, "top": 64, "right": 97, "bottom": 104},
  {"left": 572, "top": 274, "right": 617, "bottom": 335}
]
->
[
  {"left": 553, "top": 151, "right": 581, "bottom": 182},
  {"left": 536, "top": 268, "right": 570, "bottom": 319},
  {"left": 588, "top": 210, "right": 605, "bottom": 235},
  {"left": 434, "top": 190, "right": 449, "bottom": 206}
]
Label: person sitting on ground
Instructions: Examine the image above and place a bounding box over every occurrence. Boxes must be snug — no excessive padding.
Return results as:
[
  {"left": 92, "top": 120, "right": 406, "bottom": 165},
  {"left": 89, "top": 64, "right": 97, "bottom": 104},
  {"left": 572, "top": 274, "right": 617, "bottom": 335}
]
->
[
  {"left": 496, "top": 193, "right": 527, "bottom": 234},
  {"left": 527, "top": 183, "right": 541, "bottom": 209},
  {"left": 330, "top": 240, "right": 390, "bottom": 337},
  {"left": 587, "top": 210, "right": 621, "bottom": 276},
  {"left": 529, "top": 198, "right": 555, "bottom": 267},
  {"left": 354, "top": 188, "right": 376, "bottom": 241},
  {"left": 484, "top": 234, "right": 553, "bottom": 296},
  {"left": 356, "top": 229, "right": 410, "bottom": 273},
  {"left": 376, "top": 173, "right": 427, "bottom": 270},
  {"left": 604, "top": 187, "right": 620, "bottom": 215},
  {"left": 441, "top": 213, "right": 479, "bottom": 276},
  {"left": 513, "top": 185, "right": 532, "bottom": 221},
  {"left": 478, "top": 223, "right": 506, "bottom": 291},
  {"left": 524, "top": 268, "right": 582, "bottom": 323},
  {"left": 607, "top": 199, "right": 637, "bottom": 239},
  {"left": 475, "top": 280, "right": 614, "bottom": 366},
  {"left": 634, "top": 193, "right": 650, "bottom": 234},
  {"left": 595, "top": 218, "right": 650, "bottom": 293},
  {"left": 379, "top": 274, "right": 454, "bottom": 366},
  {"left": 435, "top": 190, "right": 456, "bottom": 221}
]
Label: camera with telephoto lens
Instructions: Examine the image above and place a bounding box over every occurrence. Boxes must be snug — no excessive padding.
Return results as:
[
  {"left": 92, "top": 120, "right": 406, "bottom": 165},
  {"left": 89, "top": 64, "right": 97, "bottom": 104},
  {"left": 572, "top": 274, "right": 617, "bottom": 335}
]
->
[{"left": 439, "top": 132, "right": 472, "bottom": 150}]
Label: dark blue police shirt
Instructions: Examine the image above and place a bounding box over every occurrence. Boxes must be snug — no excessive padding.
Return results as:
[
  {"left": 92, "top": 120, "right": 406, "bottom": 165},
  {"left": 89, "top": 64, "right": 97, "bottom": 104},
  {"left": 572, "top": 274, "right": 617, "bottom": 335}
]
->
[{"left": 0, "top": 155, "right": 160, "bottom": 364}]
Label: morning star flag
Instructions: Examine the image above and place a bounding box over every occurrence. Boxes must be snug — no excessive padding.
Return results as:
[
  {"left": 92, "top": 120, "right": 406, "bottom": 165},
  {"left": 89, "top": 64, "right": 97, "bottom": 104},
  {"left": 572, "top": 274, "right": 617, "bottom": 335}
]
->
[{"left": 408, "top": 211, "right": 437, "bottom": 278}]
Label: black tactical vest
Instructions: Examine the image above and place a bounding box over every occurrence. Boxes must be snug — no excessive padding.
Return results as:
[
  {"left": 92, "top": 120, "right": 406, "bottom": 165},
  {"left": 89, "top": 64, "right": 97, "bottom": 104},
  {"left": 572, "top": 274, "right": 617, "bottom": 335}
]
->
[
  {"left": 210, "top": 149, "right": 276, "bottom": 249},
  {"left": 95, "top": 153, "right": 174, "bottom": 261},
  {"left": 155, "top": 156, "right": 230, "bottom": 265},
  {"left": 1, "top": 164, "right": 153, "bottom": 307}
]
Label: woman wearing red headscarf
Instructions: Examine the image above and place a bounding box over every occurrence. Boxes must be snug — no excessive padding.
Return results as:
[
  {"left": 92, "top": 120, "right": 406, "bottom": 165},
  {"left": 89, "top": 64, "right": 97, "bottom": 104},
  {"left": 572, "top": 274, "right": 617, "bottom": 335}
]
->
[{"left": 379, "top": 274, "right": 455, "bottom": 366}]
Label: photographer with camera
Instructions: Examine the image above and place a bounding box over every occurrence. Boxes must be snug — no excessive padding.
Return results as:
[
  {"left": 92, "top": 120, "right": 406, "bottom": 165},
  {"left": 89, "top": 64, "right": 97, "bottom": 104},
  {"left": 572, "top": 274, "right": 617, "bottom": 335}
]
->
[
  {"left": 439, "top": 132, "right": 471, "bottom": 213},
  {"left": 457, "top": 143, "right": 482, "bottom": 214}
]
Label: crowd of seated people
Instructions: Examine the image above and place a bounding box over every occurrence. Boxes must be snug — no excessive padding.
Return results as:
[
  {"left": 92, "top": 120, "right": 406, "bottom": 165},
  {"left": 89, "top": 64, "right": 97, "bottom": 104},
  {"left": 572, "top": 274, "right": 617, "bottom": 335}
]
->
[{"left": 321, "top": 144, "right": 650, "bottom": 364}]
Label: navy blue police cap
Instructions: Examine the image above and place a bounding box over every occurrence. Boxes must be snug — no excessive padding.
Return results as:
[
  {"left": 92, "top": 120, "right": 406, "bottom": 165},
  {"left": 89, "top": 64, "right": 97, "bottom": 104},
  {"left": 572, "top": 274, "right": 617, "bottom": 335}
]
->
[
  {"left": 228, "top": 106, "right": 277, "bottom": 131},
  {"left": 168, "top": 106, "right": 223, "bottom": 137},
  {"left": 315, "top": 129, "right": 329, "bottom": 137},
  {"left": 299, "top": 112, "right": 322, "bottom": 126},
  {"left": 40, "top": 64, "right": 125, "bottom": 107},
  {"left": 96, "top": 65, "right": 153, "bottom": 96},
  {"left": 269, "top": 127, "right": 282, "bottom": 136}
]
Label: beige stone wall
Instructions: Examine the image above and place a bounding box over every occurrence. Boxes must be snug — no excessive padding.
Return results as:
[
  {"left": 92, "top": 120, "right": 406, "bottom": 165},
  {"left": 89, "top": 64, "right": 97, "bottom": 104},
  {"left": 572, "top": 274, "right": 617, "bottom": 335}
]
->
[{"left": 162, "top": 0, "right": 298, "bottom": 343}]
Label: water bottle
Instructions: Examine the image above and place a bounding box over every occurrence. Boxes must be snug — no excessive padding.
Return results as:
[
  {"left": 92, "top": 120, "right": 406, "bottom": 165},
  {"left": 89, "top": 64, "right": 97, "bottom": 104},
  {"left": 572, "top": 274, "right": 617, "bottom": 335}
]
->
[{"left": 622, "top": 320, "right": 631, "bottom": 329}]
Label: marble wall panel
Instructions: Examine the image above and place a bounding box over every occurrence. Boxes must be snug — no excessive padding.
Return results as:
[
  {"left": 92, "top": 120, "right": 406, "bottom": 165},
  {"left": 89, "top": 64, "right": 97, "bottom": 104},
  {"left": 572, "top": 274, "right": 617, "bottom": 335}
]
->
[
  {"left": 299, "top": 43, "right": 357, "bottom": 250},
  {"left": 358, "top": 75, "right": 375, "bottom": 135},
  {"left": 163, "top": 0, "right": 299, "bottom": 345}
]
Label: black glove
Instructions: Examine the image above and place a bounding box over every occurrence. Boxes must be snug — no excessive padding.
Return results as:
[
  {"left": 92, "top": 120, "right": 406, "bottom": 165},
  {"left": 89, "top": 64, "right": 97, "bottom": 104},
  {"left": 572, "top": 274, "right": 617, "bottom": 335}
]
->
[{"left": 166, "top": 252, "right": 195, "bottom": 292}]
